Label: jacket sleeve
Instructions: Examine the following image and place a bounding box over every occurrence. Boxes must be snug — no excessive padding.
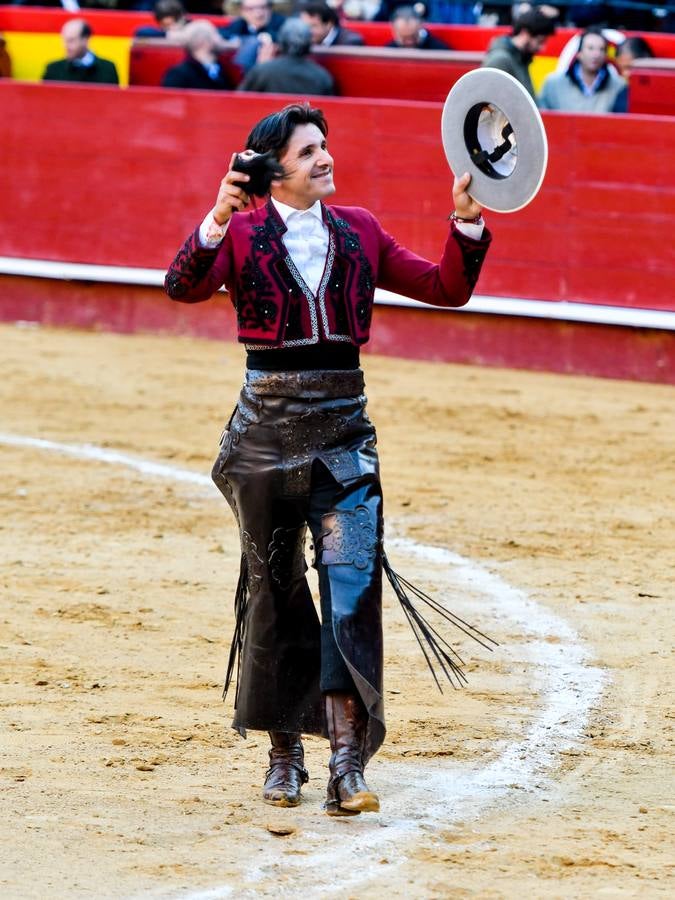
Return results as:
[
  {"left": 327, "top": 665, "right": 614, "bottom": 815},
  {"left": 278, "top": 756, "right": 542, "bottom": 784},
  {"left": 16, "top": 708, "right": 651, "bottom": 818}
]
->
[
  {"left": 164, "top": 227, "right": 233, "bottom": 303},
  {"left": 375, "top": 216, "right": 491, "bottom": 308}
]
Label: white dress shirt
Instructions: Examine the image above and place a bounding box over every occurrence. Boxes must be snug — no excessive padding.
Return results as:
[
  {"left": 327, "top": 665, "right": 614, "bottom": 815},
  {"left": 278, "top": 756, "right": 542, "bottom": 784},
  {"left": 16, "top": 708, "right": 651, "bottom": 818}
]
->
[
  {"left": 199, "top": 198, "right": 330, "bottom": 297},
  {"left": 270, "top": 197, "right": 329, "bottom": 296},
  {"left": 198, "top": 200, "right": 484, "bottom": 292}
]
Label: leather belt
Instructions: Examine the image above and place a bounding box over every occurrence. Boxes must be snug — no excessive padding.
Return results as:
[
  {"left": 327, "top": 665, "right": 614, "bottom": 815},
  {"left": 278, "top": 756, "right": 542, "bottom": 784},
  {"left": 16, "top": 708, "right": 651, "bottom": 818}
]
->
[{"left": 245, "top": 368, "right": 364, "bottom": 399}]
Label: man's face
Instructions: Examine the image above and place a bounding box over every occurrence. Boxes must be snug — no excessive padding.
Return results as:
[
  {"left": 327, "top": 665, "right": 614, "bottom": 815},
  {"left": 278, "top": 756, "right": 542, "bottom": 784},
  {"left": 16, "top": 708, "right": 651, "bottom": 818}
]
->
[
  {"left": 300, "top": 12, "right": 331, "bottom": 44},
  {"left": 523, "top": 31, "right": 548, "bottom": 56},
  {"left": 158, "top": 15, "right": 179, "bottom": 32},
  {"left": 272, "top": 123, "right": 335, "bottom": 210},
  {"left": 577, "top": 34, "right": 607, "bottom": 75},
  {"left": 62, "top": 22, "right": 88, "bottom": 61},
  {"left": 240, "top": 1, "right": 272, "bottom": 31},
  {"left": 392, "top": 18, "right": 421, "bottom": 48}
]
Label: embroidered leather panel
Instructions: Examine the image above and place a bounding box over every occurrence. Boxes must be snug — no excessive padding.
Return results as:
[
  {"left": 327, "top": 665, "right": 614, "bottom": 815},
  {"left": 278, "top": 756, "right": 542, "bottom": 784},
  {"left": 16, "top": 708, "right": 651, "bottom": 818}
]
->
[
  {"left": 277, "top": 409, "right": 351, "bottom": 496},
  {"left": 241, "top": 531, "right": 264, "bottom": 595},
  {"left": 268, "top": 525, "right": 308, "bottom": 590},
  {"left": 320, "top": 447, "right": 360, "bottom": 484},
  {"left": 320, "top": 506, "right": 377, "bottom": 570}
]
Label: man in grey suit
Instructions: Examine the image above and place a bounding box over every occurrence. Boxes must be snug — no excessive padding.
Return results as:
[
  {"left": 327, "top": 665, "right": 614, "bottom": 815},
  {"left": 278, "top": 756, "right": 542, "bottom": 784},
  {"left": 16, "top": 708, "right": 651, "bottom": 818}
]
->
[{"left": 238, "top": 18, "right": 336, "bottom": 95}]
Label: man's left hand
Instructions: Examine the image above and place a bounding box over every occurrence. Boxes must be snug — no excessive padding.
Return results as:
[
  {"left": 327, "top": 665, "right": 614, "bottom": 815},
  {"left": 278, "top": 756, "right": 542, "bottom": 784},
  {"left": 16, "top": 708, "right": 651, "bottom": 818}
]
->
[{"left": 452, "top": 172, "right": 483, "bottom": 220}]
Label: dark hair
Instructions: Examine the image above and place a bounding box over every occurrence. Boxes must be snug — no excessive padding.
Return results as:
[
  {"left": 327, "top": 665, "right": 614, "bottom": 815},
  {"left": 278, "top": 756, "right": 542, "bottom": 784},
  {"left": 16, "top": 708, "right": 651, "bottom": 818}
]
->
[
  {"left": 246, "top": 103, "right": 328, "bottom": 156},
  {"left": 277, "top": 18, "right": 313, "bottom": 57},
  {"left": 80, "top": 22, "right": 93, "bottom": 39},
  {"left": 616, "top": 36, "right": 654, "bottom": 59},
  {"left": 579, "top": 26, "right": 607, "bottom": 52},
  {"left": 298, "top": 1, "right": 339, "bottom": 27},
  {"left": 391, "top": 5, "right": 422, "bottom": 23},
  {"left": 513, "top": 9, "right": 556, "bottom": 38},
  {"left": 153, "top": 0, "right": 185, "bottom": 22}
]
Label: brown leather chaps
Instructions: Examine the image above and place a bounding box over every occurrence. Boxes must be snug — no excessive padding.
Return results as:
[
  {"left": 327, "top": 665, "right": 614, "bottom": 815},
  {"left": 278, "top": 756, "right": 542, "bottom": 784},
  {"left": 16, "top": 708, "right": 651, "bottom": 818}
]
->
[{"left": 212, "top": 369, "right": 385, "bottom": 766}]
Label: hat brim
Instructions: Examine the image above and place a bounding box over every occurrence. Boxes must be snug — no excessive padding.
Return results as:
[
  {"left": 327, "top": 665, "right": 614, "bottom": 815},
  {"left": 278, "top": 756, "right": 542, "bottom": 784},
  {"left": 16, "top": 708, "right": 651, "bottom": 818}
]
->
[{"left": 442, "top": 68, "right": 548, "bottom": 213}]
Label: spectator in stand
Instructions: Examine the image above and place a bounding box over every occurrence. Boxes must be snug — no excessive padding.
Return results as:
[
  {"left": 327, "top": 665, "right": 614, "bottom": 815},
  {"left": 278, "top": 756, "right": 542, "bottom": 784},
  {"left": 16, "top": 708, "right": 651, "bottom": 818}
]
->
[
  {"left": 386, "top": 7, "right": 450, "bottom": 50},
  {"left": 614, "top": 35, "right": 654, "bottom": 78},
  {"left": 0, "top": 35, "right": 11, "bottom": 78},
  {"left": 161, "top": 19, "right": 233, "bottom": 89},
  {"left": 238, "top": 18, "right": 335, "bottom": 94},
  {"left": 220, "top": 0, "right": 286, "bottom": 40},
  {"left": 482, "top": 8, "right": 556, "bottom": 102},
  {"left": 42, "top": 20, "right": 119, "bottom": 85},
  {"left": 539, "top": 27, "right": 627, "bottom": 113},
  {"left": 298, "top": 2, "right": 364, "bottom": 47},
  {"left": 373, "top": 1, "right": 424, "bottom": 22},
  {"left": 220, "top": 0, "right": 286, "bottom": 72},
  {"left": 135, "top": 0, "right": 191, "bottom": 38}
]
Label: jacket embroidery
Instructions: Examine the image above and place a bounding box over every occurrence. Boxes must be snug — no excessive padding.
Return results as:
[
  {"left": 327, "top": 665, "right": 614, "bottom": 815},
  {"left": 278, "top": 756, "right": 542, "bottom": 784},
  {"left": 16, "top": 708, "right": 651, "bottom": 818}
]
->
[{"left": 165, "top": 233, "right": 216, "bottom": 299}]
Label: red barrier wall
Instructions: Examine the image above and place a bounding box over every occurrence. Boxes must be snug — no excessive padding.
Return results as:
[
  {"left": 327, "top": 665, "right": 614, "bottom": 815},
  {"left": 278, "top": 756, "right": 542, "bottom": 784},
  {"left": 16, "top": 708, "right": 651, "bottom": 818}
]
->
[
  {"left": 629, "top": 61, "right": 675, "bottom": 116},
  {"left": 2, "top": 81, "right": 674, "bottom": 313},
  {"left": 3, "top": 275, "right": 673, "bottom": 383},
  {"left": 129, "top": 40, "right": 481, "bottom": 100}
]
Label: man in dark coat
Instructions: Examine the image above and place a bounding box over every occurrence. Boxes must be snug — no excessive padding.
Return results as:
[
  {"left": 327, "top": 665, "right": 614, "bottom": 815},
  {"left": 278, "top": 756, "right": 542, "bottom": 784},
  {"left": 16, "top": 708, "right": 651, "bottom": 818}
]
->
[
  {"left": 164, "top": 102, "right": 491, "bottom": 816},
  {"left": 219, "top": 0, "right": 286, "bottom": 41},
  {"left": 134, "top": 0, "right": 190, "bottom": 39},
  {"left": 162, "top": 20, "right": 233, "bottom": 91},
  {"left": 219, "top": 0, "right": 286, "bottom": 73},
  {"left": 42, "top": 19, "right": 118, "bottom": 85},
  {"left": 385, "top": 6, "right": 450, "bottom": 50},
  {"left": 298, "top": 2, "right": 364, "bottom": 47},
  {"left": 238, "top": 18, "right": 335, "bottom": 95},
  {"left": 482, "top": 7, "right": 556, "bottom": 102}
]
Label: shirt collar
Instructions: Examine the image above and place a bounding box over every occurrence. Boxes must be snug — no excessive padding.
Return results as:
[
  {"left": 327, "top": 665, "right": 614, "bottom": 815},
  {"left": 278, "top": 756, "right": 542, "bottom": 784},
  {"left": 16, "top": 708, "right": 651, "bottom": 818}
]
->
[
  {"left": 270, "top": 196, "right": 323, "bottom": 225},
  {"left": 73, "top": 51, "right": 95, "bottom": 68},
  {"left": 323, "top": 26, "right": 339, "bottom": 46}
]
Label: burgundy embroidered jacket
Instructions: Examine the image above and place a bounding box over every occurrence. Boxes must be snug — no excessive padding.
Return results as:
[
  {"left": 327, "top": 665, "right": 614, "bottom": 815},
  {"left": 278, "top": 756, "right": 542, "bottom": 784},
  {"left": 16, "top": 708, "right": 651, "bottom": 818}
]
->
[{"left": 165, "top": 200, "right": 491, "bottom": 347}]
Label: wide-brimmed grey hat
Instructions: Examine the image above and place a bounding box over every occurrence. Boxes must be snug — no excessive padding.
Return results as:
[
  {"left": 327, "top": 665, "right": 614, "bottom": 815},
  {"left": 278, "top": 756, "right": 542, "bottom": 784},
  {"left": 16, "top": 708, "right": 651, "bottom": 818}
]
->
[{"left": 442, "top": 68, "right": 548, "bottom": 213}]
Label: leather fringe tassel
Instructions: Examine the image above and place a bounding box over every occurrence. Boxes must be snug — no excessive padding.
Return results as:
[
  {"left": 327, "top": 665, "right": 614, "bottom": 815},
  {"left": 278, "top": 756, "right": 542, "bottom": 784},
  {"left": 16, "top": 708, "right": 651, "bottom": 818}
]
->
[
  {"left": 382, "top": 551, "right": 498, "bottom": 692},
  {"left": 223, "top": 553, "right": 248, "bottom": 701}
]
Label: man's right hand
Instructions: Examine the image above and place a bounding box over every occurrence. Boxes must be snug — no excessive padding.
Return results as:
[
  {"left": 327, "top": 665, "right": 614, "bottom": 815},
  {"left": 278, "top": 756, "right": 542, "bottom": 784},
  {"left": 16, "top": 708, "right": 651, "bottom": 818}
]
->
[{"left": 213, "top": 152, "right": 253, "bottom": 225}]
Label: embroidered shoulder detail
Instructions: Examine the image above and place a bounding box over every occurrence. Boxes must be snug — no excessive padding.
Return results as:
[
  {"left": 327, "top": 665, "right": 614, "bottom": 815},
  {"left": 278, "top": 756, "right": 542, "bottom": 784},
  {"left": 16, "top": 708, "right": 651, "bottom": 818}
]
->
[{"left": 251, "top": 215, "right": 282, "bottom": 255}]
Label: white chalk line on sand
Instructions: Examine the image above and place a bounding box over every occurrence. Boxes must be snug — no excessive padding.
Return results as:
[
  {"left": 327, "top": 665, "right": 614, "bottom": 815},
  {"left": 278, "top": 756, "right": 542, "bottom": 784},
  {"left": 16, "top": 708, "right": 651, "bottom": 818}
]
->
[{"left": 1, "top": 432, "right": 606, "bottom": 899}]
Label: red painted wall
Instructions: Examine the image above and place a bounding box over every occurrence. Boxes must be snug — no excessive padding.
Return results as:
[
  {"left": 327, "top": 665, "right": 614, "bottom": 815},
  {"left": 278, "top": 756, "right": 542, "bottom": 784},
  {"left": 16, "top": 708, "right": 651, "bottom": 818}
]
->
[{"left": 2, "top": 81, "right": 674, "bottom": 313}]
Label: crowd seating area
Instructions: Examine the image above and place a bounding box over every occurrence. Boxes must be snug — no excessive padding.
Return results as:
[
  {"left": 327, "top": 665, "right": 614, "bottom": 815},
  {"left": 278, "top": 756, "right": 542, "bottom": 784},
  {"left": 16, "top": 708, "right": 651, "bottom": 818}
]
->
[
  {"left": 129, "top": 40, "right": 481, "bottom": 100},
  {"left": 3, "top": 5, "right": 675, "bottom": 106}
]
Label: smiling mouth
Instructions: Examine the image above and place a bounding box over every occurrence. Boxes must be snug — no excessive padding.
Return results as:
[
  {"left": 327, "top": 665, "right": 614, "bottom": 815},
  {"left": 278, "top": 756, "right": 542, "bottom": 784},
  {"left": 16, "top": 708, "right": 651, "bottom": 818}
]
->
[{"left": 312, "top": 170, "right": 332, "bottom": 179}]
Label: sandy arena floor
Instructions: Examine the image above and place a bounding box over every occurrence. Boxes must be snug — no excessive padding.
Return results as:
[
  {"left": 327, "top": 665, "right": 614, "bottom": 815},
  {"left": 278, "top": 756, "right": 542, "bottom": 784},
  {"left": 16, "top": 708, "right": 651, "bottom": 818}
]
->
[{"left": 1, "top": 322, "right": 673, "bottom": 899}]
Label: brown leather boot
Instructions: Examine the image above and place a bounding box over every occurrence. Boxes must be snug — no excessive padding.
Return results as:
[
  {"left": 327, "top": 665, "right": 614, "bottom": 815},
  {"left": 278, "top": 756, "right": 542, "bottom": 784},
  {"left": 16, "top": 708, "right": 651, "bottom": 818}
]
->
[
  {"left": 262, "top": 731, "right": 308, "bottom": 807},
  {"left": 324, "top": 692, "right": 380, "bottom": 816}
]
